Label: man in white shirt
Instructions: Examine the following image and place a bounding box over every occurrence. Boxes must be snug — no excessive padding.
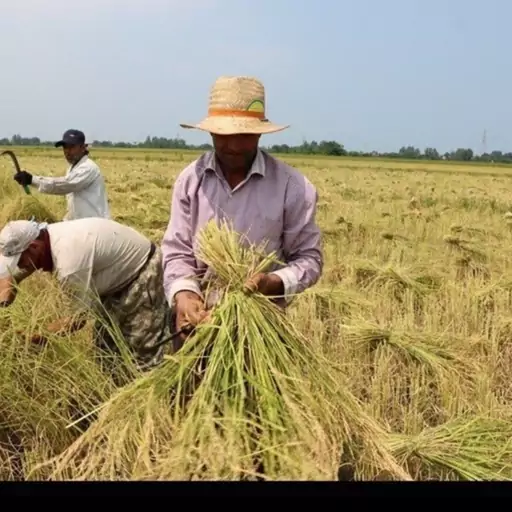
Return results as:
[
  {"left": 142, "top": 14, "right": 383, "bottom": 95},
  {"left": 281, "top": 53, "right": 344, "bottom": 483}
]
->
[
  {"left": 13, "top": 129, "right": 110, "bottom": 221},
  {"left": 0, "top": 218, "right": 174, "bottom": 372}
]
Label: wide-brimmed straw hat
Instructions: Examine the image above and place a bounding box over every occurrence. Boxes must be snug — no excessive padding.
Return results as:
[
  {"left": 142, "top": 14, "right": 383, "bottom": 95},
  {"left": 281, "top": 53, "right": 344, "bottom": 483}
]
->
[{"left": 180, "top": 76, "right": 289, "bottom": 136}]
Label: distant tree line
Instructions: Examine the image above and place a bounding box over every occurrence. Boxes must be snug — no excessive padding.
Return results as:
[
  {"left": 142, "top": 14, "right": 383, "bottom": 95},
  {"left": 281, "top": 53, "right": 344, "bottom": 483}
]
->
[{"left": 1, "top": 134, "right": 511, "bottom": 163}]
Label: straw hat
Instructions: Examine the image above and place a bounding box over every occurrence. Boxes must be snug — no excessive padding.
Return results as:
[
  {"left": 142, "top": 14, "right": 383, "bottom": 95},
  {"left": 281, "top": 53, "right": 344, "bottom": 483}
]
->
[{"left": 180, "top": 76, "right": 289, "bottom": 136}]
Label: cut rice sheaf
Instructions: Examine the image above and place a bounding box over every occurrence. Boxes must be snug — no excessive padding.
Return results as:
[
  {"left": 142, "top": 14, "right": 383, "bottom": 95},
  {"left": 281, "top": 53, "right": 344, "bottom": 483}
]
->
[{"left": 29, "top": 219, "right": 410, "bottom": 481}]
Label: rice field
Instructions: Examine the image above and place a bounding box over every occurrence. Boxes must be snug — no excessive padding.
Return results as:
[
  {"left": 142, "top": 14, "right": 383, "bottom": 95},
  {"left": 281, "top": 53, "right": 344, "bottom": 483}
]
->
[{"left": 2, "top": 146, "right": 512, "bottom": 481}]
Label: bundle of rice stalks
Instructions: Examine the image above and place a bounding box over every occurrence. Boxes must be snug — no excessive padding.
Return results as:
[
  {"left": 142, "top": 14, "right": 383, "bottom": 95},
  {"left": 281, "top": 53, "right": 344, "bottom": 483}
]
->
[
  {"left": 353, "top": 260, "right": 439, "bottom": 299},
  {"left": 443, "top": 234, "right": 488, "bottom": 264},
  {"left": 450, "top": 223, "right": 501, "bottom": 241},
  {"left": 0, "top": 195, "right": 58, "bottom": 225},
  {"left": 340, "top": 322, "right": 480, "bottom": 425},
  {"left": 33, "top": 219, "right": 411, "bottom": 482},
  {"left": 454, "top": 256, "right": 490, "bottom": 281},
  {"left": 299, "top": 287, "right": 373, "bottom": 323},
  {"left": 341, "top": 323, "right": 475, "bottom": 379},
  {"left": 385, "top": 415, "right": 512, "bottom": 481}
]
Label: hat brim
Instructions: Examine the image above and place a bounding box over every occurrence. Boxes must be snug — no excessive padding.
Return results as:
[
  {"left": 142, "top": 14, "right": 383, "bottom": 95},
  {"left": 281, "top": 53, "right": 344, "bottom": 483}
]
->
[
  {"left": 0, "top": 253, "right": 22, "bottom": 279},
  {"left": 55, "top": 140, "right": 84, "bottom": 148},
  {"left": 180, "top": 116, "right": 289, "bottom": 136}
]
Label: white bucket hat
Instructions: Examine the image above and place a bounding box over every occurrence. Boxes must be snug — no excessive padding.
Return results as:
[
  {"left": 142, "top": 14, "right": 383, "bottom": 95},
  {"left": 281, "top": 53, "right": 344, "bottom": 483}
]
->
[
  {"left": 180, "top": 76, "right": 289, "bottom": 136},
  {"left": 0, "top": 220, "right": 46, "bottom": 278}
]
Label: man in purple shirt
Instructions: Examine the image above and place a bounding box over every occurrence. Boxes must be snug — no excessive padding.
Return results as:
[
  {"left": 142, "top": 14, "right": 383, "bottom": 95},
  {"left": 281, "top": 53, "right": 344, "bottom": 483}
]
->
[{"left": 161, "top": 75, "right": 323, "bottom": 348}]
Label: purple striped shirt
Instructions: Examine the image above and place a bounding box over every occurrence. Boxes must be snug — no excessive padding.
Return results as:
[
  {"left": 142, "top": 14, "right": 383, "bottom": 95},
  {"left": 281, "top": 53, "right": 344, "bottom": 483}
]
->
[{"left": 161, "top": 149, "right": 323, "bottom": 307}]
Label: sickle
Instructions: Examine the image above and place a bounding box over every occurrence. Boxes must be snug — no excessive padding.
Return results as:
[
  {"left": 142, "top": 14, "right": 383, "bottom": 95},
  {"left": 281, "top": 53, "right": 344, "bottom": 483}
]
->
[{"left": 1, "top": 150, "right": 31, "bottom": 195}]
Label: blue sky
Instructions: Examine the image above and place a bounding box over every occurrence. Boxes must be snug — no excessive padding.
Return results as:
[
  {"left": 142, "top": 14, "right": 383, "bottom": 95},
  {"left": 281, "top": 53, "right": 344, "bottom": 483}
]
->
[{"left": 0, "top": 0, "right": 510, "bottom": 153}]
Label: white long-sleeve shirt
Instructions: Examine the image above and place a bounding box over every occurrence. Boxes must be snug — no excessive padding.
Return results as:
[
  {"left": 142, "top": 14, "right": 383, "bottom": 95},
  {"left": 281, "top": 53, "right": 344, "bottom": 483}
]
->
[{"left": 31, "top": 155, "right": 111, "bottom": 221}]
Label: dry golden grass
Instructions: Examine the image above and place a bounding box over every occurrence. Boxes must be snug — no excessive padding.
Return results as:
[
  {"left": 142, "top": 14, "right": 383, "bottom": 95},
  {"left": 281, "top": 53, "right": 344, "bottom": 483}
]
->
[{"left": 2, "top": 146, "right": 512, "bottom": 481}]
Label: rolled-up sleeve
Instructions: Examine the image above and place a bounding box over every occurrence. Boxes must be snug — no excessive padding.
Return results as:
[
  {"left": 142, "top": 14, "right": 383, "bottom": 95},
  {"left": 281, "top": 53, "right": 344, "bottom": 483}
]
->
[
  {"left": 270, "top": 175, "right": 323, "bottom": 301},
  {"left": 32, "top": 162, "right": 99, "bottom": 195},
  {"left": 161, "top": 173, "right": 202, "bottom": 306}
]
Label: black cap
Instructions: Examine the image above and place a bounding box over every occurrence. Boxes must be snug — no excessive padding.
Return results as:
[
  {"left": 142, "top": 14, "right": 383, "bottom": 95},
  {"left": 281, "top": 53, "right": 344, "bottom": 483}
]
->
[{"left": 54, "top": 129, "right": 86, "bottom": 148}]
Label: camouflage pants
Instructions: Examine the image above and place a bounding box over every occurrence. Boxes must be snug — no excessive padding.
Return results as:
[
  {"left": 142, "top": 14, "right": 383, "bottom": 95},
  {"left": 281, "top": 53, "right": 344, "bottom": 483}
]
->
[{"left": 93, "top": 245, "right": 174, "bottom": 372}]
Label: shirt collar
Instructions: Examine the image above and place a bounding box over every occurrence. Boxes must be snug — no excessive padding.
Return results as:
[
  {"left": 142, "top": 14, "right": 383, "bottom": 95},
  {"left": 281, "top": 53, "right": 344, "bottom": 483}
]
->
[
  {"left": 69, "top": 153, "right": 88, "bottom": 169},
  {"left": 203, "top": 148, "right": 266, "bottom": 178}
]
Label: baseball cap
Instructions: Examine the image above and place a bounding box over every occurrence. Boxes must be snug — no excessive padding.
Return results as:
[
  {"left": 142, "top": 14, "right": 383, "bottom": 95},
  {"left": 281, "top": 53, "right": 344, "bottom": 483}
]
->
[
  {"left": 54, "top": 129, "right": 86, "bottom": 148},
  {"left": 0, "top": 220, "right": 46, "bottom": 278}
]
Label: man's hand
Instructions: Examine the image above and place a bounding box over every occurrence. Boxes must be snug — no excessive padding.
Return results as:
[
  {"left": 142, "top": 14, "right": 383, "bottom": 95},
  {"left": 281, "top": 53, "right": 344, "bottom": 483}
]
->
[
  {"left": 174, "top": 291, "right": 208, "bottom": 341},
  {"left": 244, "top": 272, "right": 284, "bottom": 297},
  {"left": 46, "top": 315, "right": 87, "bottom": 335},
  {"left": 0, "top": 277, "right": 16, "bottom": 306},
  {"left": 13, "top": 170, "right": 33, "bottom": 187},
  {"left": 29, "top": 334, "right": 48, "bottom": 346},
  {"left": 14, "top": 315, "right": 86, "bottom": 349},
  {"left": 15, "top": 330, "right": 48, "bottom": 347}
]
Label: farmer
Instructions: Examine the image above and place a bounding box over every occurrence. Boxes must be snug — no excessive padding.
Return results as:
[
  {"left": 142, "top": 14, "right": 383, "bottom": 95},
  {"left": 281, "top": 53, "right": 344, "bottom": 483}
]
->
[
  {"left": 0, "top": 217, "right": 173, "bottom": 371},
  {"left": 161, "top": 75, "right": 323, "bottom": 350},
  {"left": 13, "top": 129, "right": 110, "bottom": 221}
]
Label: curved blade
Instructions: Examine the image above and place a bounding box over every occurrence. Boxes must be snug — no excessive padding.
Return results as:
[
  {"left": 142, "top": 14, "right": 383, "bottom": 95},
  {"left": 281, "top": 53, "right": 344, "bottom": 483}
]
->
[{"left": 0, "top": 150, "right": 31, "bottom": 195}]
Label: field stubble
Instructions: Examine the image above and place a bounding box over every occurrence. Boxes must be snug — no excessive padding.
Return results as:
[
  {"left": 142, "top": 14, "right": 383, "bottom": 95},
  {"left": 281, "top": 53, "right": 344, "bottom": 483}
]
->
[{"left": 2, "top": 147, "right": 512, "bottom": 480}]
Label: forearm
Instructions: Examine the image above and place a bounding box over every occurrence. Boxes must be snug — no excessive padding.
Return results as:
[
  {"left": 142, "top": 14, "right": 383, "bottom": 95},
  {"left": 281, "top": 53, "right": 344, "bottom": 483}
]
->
[
  {"left": 161, "top": 171, "right": 204, "bottom": 305},
  {"left": 161, "top": 237, "right": 203, "bottom": 303},
  {"left": 0, "top": 270, "right": 32, "bottom": 305},
  {"left": 168, "top": 276, "right": 202, "bottom": 302},
  {"left": 32, "top": 169, "right": 96, "bottom": 195},
  {"left": 0, "top": 277, "right": 15, "bottom": 305},
  {"left": 164, "top": 266, "right": 203, "bottom": 305},
  {"left": 270, "top": 249, "right": 323, "bottom": 299},
  {"left": 32, "top": 176, "right": 77, "bottom": 195}
]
